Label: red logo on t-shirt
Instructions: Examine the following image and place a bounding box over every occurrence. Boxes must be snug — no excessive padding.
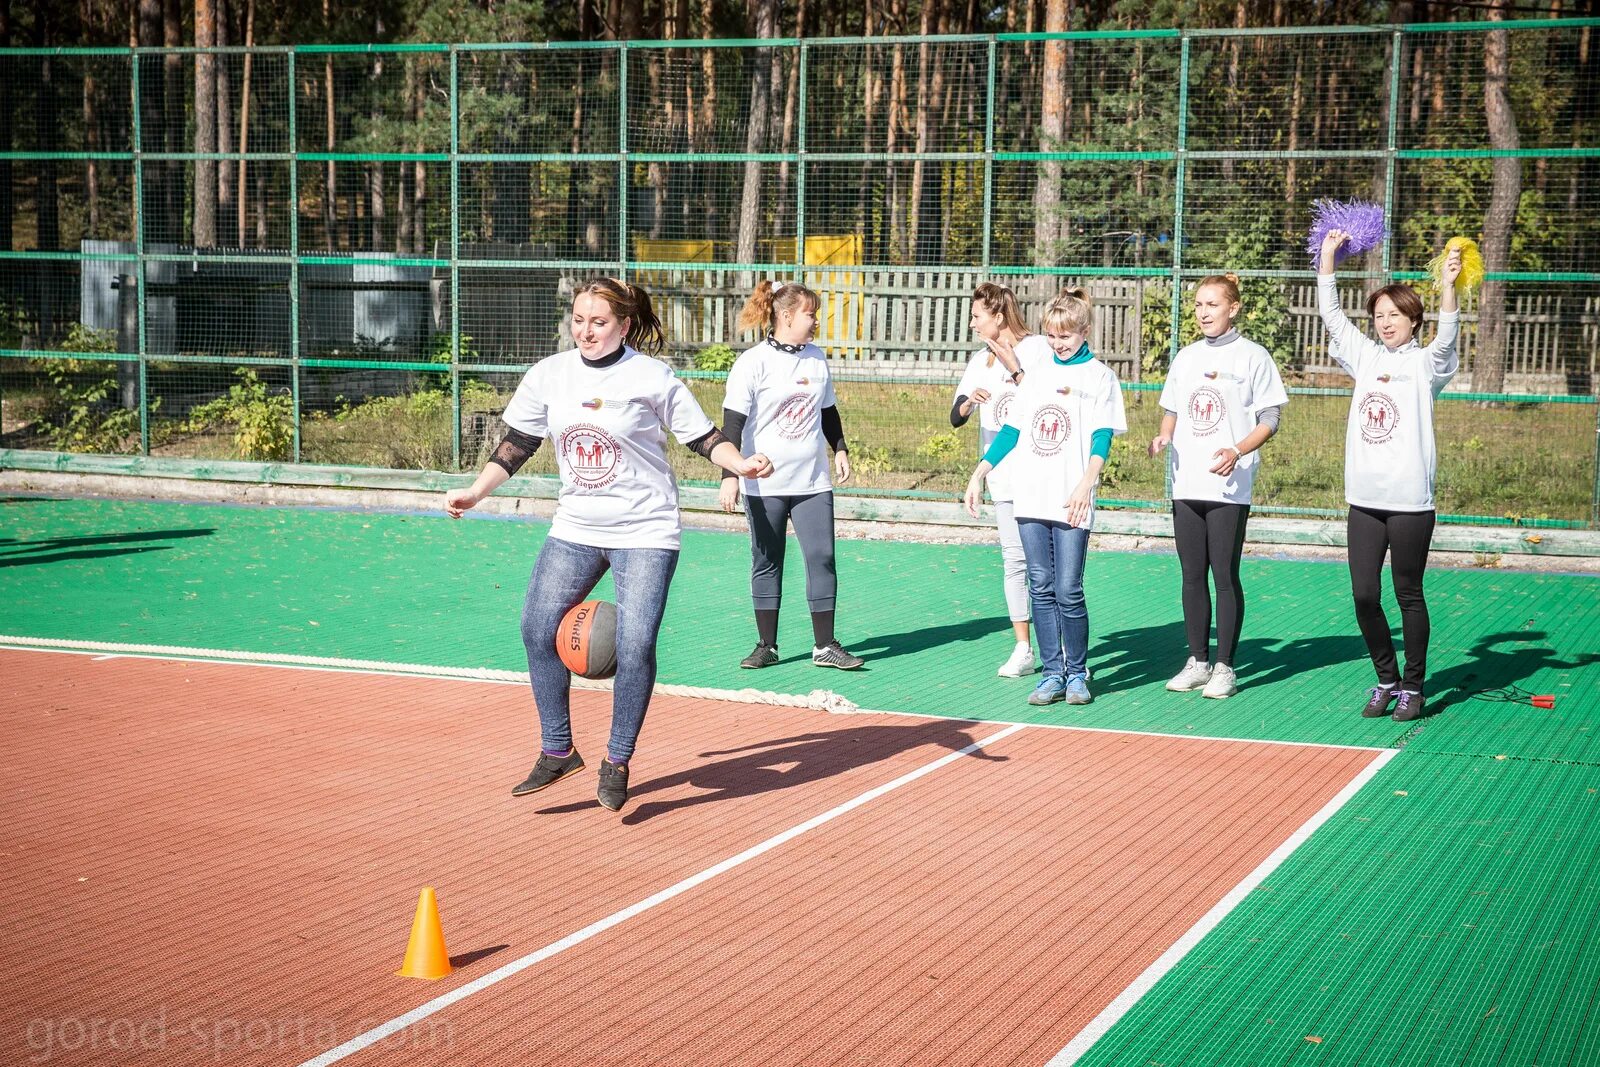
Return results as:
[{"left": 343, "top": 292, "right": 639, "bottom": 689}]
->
[
  {"left": 559, "top": 422, "right": 622, "bottom": 489},
  {"left": 775, "top": 392, "right": 818, "bottom": 440},
  {"left": 1188, "top": 386, "right": 1226, "bottom": 437},
  {"left": 993, "top": 390, "right": 1014, "bottom": 424},
  {"left": 1357, "top": 392, "right": 1400, "bottom": 444},
  {"left": 1030, "top": 404, "right": 1071, "bottom": 456}
]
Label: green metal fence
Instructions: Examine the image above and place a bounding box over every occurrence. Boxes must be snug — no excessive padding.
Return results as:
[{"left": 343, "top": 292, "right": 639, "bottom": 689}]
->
[{"left": 1, "top": 21, "right": 1598, "bottom": 526}]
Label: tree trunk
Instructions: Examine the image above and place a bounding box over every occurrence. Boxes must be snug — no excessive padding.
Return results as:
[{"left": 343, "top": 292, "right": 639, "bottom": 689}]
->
[
  {"left": 698, "top": 0, "right": 718, "bottom": 247},
  {"left": 216, "top": 0, "right": 234, "bottom": 247},
  {"left": 194, "top": 0, "right": 217, "bottom": 248},
  {"left": 1285, "top": 47, "right": 1303, "bottom": 206},
  {"left": 236, "top": 0, "right": 253, "bottom": 245},
  {"left": 0, "top": 0, "right": 12, "bottom": 251},
  {"left": 368, "top": 17, "right": 386, "bottom": 251},
  {"left": 886, "top": 0, "right": 908, "bottom": 263},
  {"left": 857, "top": 0, "right": 878, "bottom": 261},
  {"left": 397, "top": 54, "right": 413, "bottom": 253},
  {"left": 82, "top": 0, "right": 100, "bottom": 234},
  {"left": 322, "top": 0, "right": 337, "bottom": 249},
  {"left": 735, "top": 0, "right": 777, "bottom": 271},
  {"left": 1033, "top": 0, "right": 1067, "bottom": 266},
  {"left": 775, "top": 0, "right": 805, "bottom": 240},
  {"left": 1477, "top": 0, "right": 1521, "bottom": 395},
  {"left": 162, "top": 0, "right": 181, "bottom": 244}
]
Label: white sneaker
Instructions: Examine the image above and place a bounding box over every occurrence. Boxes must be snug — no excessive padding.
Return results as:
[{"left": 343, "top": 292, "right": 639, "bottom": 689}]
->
[
  {"left": 1203, "top": 663, "right": 1238, "bottom": 699},
  {"left": 1166, "top": 656, "right": 1212, "bottom": 692},
  {"left": 997, "top": 641, "right": 1036, "bottom": 678}
]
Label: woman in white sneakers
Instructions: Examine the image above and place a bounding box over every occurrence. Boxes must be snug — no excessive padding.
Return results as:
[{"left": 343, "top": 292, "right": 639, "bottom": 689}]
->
[
  {"left": 718, "top": 280, "right": 863, "bottom": 671},
  {"left": 1149, "top": 273, "right": 1289, "bottom": 699},
  {"left": 963, "top": 288, "right": 1127, "bottom": 707},
  {"left": 951, "top": 282, "right": 1036, "bottom": 679},
  {"left": 444, "top": 278, "right": 772, "bottom": 813},
  {"left": 1318, "top": 233, "right": 1462, "bottom": 723}
]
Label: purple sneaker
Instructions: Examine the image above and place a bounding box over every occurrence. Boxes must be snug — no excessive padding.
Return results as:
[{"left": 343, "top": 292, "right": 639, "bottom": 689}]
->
[
  {"left": 1392, "top": 690, "right": 1427, "bottom": 722},
  {"left": 1361, "top": 686, "right": 1398, "bottom": 718}
]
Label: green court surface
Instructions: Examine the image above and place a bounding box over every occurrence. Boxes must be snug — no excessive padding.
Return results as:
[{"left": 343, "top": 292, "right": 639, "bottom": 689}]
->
[
  {"left": 1074, "top": 751, "right": 1600, "bottom": 1067},
  {"left": 5, "top": 493, "right": 1600, "bottom": 1066},
  {"left": 3, "top": 495, "right": 1596, "bottom": 753}
]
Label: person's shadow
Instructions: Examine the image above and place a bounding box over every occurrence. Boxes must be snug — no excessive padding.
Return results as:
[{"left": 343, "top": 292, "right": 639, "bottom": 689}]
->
[
  {"left": 537, "top": 717, "right": 1008, "bottom": 824},
  {"left": 1422, "top": 629, "right": 1599, "bottom": 719},
  {"left": 850, "top": 615, "right": 1011, "bottom": 665},
  {"left": 0, "top": 528, "right": 214, "bottom": 568},
  {"left": 1088, "top": 620, "right": 1372, "bottom": 695}
]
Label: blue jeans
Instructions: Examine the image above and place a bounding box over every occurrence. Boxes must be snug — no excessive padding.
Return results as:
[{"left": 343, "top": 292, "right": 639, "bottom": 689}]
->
[
  {"left": 1016, "top": 519, "right": 1091, "bottom": 678},
  {"left": 520, "top": 535, "right": 679, "bottom": 763}
]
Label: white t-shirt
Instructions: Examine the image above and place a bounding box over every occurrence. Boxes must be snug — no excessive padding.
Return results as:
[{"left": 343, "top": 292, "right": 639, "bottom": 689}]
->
[
  {"left": 954, "top": 348, "right": 1023, "bottom": 502},
  {"left": 722, "top": 340, "right": 837, "bottom": 498},
  {"left": 501, "top": 346, "right": 714, "bottom": 550},
  {"left": 1159, "top": 333, "right": 1289, "bottom": 505},
  {"left": 1317, "top": 276, "right": 1460, "bottom": 511},
  {"left": 999, "top": 353, "right": 1128, "bottom": 527}
]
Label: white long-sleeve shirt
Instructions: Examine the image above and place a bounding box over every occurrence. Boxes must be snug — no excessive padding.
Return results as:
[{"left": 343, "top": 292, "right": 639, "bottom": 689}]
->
[{"left": 1317, "top": 276, "right": 1459, "bottom": 511}]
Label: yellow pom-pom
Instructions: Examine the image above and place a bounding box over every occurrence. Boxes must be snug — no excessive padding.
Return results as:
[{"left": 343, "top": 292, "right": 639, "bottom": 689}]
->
[{"left": 1428, "top": 236, "right": 1485, "bottom": 294}]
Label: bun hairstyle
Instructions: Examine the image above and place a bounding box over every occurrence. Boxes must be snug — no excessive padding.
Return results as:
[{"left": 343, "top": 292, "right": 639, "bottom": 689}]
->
[
  {"left": 1365, "top": 283, "right": 1425, "bottom": 333},
  {"left": 573, "top": 277, "right": 666, "bottom": 356},
  {"left": 1197, "top": 272, "right": 1242, "bottom": 305},
  {"left": 1041, "top": 285, "right": 1094, "bottom": 337},
  {"left": 737, "top": 279, "right": 822, "bottom": 336},
  {"left": 972, "top": 282, "right": 1029, "bottom": 364}
]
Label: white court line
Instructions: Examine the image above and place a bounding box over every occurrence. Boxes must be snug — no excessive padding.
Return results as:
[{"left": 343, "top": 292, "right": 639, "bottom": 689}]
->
[
  {"left": 1046, "top": 745, "right": 1400, "bottom": 1066},
  {"left": 0, "top": 636, "right": 1386, "bottom": 753},
  {"left": 292, "top": 721, "right": 1027, "bottom": 1067}
]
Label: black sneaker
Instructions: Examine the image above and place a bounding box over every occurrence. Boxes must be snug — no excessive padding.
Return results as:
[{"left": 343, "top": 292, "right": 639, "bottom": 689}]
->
[
  {"left": 1392, "top": 690, "right": 1427, "bottom": 722},
  {"left": 1361, "top": 686, "right": 1398, "bottom": 718},
  {"left": 597, "top": 758, "right": 630, "bottom": 812},
  {"left": 511, "top": 748, "right": 585, "bottom": 797},
  {"left": 812, "top": 640, "right": 865, "bottom": 670},
  {"left": 740, "top": 642, "right": 779, "bottom": 669}
]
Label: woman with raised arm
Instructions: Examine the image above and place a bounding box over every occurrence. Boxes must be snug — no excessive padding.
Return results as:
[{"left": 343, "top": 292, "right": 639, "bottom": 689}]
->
[{"left": 1318, "top": 234, "right": 1462, "bottom": 723}]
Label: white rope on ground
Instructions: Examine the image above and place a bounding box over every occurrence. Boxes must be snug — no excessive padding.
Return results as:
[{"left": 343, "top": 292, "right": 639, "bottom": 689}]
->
[{"left": 0, "top": 635, "right": 866, "bottom": 714}]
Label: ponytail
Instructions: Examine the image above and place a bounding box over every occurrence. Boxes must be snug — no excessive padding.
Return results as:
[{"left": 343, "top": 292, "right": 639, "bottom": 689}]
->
[
  {"left": 1042, "top": 286, "right": 1094, "bottom": 336},
  {"left": 1197, "top": 272, "right": 1242, "bottom": 305},
  {"left": 972, "top": 282, "right": 1028, "bottom": 365},
  {"left": 737, "top": 279, "right": 822, "bottom": 338},
  {"left": 573, "top": 277, "right": 665, "bottom": 356}
]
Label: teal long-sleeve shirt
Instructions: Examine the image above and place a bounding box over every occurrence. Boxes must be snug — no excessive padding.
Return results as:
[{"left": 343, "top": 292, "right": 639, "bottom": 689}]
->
[{"left": 980, "top": 348, "right": 1113, "bottom": 467}]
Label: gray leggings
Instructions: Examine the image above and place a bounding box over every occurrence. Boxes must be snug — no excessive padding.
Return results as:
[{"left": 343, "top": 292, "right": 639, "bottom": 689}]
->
[{"left": 745, "top": 491, "right": 837, "bottom": 612}]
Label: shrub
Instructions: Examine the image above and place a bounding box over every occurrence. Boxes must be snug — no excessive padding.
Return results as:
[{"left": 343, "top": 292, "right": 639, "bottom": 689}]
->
[
  {"left": 693, "top": 343, "right": 739, "bottom": 372},
  {"left": 185, "top": 368, "right": 294, "bottom": 461}
]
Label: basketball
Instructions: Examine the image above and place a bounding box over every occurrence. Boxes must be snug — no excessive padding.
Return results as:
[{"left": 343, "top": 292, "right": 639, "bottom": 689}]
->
[{"left": 556, "top": 599, "right": 618, "bottom": 679}]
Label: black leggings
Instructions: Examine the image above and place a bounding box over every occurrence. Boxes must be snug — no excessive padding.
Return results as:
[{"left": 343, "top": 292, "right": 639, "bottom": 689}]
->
[
  {"left": 1173, "top": 499, "right": 1250, "bottom": 666},
  {"left": 745, "top": 490, "right": 837, "bottom": 612},
  {"left": 1347, "top": 505, "right": 1435, "bottom": 691}
]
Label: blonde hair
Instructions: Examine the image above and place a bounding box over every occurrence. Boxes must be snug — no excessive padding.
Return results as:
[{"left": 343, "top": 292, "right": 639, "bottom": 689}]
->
[
  {"left": 972, "top": 282, "right": 1028, "bottom": 364},
  {"left": 1196, "top": 272, "right": 1242, "bottom": 305},
  {"left": 1041, "top": 286, "right": 1093, "bottom": 337},
  {"left": 737, "top": 280, "right": 821, "bottom": 336},
  {"left": 573, "top": 278, "right": 666, "bottom": 356}
]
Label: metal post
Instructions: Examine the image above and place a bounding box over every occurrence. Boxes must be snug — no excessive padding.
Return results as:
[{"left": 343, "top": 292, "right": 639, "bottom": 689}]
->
[
  {"left": 796, "top": 41, "right": 807, "bottom": 273},
  {"left": 132, "top": 53, "right": 150, "bottom": 454},
  {"left": 982, "top": 37, "right": 996, "bottom": 273},
  {"left": 1592, "top": 402, "right": 1600, "bottom": 529},
  {"left": 618, "top": 43, "right": 630, "bottom": 277},
  {"left": 1381, "top": 29, "right": 1402, "bottom": 279},
  {"left": 1166, "top": 34, "right": 1191, "bottom": 501},
  {"left": 450, "top": 47, "right": 462, "bottom": 471},
  {"left": 287, "top": 49, "right": 302, "bottom": 462}
]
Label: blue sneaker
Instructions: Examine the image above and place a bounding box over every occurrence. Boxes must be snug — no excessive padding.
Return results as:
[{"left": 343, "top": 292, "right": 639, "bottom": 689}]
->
[
  {"left": 1028, "top": 675, "right": 1067, "bottom": 705},
  {"left": 1063, "top": 673, "right": 1092, "bottom": 705}
]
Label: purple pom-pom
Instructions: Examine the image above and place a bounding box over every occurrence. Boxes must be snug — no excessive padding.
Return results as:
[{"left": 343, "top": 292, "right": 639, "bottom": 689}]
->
[{"left": 1306, "top": 198, "right": 1388, "bottom": 266}]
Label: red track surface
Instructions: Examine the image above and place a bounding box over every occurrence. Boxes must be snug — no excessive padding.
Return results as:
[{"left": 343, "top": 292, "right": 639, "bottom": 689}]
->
[{"left": 1, "top": 650, "right": 1377, "bottom": 1066}]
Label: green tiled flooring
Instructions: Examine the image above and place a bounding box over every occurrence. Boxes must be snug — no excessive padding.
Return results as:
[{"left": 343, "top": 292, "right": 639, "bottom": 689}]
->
[{"left": 4, "top": 494, "right": 1599, "bottom": 1065}]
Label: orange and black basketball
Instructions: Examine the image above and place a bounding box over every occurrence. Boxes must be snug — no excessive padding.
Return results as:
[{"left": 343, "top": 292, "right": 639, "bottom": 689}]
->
[{"left": 556, "top": 599, "right": 618, "bottom": 679}]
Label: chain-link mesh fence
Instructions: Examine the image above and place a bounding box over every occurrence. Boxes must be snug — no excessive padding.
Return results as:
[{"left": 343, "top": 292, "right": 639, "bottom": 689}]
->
[{"left": 2, "top": 24, "right": 1597, "bottom": 526}]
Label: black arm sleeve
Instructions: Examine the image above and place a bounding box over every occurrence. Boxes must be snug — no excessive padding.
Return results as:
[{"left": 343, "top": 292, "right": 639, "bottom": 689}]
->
[
  {"left": 719, "top": 407, "right": 748, "bottom": 479},
  {"left": 821, "top": 405, "right": 847, "bottom": 453},
  {"left": 950, "top": 395, "right": 972, "bottom": 428},
  {"left": 687, "top": 426, "right": 731, "bottom": 462},
  {"left": 487, "top": 425, "right": 542, "bottom": 476}
]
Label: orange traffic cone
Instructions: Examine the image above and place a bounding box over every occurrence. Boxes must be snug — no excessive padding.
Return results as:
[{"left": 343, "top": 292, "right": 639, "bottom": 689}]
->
[{"left": 395, "top": 887, "right": 453, "bottom": 980}]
